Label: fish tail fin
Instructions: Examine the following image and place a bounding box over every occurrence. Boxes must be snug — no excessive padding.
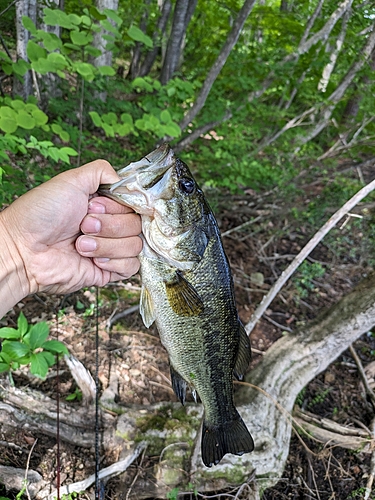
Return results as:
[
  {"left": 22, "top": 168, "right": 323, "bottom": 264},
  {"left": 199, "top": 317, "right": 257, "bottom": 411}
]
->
[{"left": 201, "top": 415, "right": 254, "bottom": 467}]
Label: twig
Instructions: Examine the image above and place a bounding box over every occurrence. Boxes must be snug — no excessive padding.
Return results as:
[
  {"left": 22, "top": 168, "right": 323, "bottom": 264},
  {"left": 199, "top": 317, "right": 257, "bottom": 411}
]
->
[
  {"left": 25, "top": 438, "right": 38, "bottom": 500},
  {"left": 245, "top": 175, "right": 375, "bottom": 334},
  {"left": 221, "top": 215, "right": 262, "bottom": 238},
  {"left": 364, "top": 419, "right": 375, "bottom": 500},
  {"left": 47, "top": 442, "right": 147, "bottom": 500},
  {"left": 0, "top": 0, "right": 17, "bottom": 18},
  {"left": 349, "top": 345, "right": 375, "bottom": 409},
  {"left": 107, "top": 304, "right": 140, "bottom": 329},
  {"left": 125, "top": 445, "right": 147, "bottom": 500}
]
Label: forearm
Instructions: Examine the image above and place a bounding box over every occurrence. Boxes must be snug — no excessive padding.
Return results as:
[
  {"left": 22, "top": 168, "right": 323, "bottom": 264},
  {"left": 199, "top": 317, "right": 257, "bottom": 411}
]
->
[{"left": 0, "top": 211, "right": 30, "bottom": 318}]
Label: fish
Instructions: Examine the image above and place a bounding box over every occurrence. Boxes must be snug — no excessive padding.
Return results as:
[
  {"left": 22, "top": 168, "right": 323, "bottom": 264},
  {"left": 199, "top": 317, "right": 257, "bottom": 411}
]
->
[{"left": 98, "top": 144, "right": 254, "bottom": 467}]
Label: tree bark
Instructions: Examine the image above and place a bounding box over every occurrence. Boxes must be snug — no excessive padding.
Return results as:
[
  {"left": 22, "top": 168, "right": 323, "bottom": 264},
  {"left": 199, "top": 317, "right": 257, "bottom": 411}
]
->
[
  {"left": 93, "top": 0, "right": 119, "bottom": 68},
  {"left": 178, "top": 0, "right": 257, "bottom": 133},
  {"left": 128, "top": 0, "right": 151, "bottom": 80},
  {"left": 159, "top": 0, "right": 197, "bottom": 85},
  {"left": 138, "top": 0, "right": 172, "bottom": 78},
  {"left": 14, "top": 0, "right": 37, "bottom": 100}
]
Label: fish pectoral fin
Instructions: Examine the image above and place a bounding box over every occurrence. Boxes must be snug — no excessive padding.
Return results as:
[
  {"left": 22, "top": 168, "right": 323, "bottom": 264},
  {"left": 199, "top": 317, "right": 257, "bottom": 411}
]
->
[
  {"left": 233, "top": 323, "right": 252, "bottom": 380},
  {"left": 165, "top": 272, "right": 204, "bottom": 316},
  {"left": 170, "top": 364, "right": 187, "bottom": 405},
  {"left": 140, "top": 285, "right": 156, "bottom": 328}
]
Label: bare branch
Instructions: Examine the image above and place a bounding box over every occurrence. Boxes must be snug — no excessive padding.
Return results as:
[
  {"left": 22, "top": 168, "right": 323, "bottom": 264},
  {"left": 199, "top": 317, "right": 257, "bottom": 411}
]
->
[{"left": 245, "top": 175, "right": 375, "bottom": 335}]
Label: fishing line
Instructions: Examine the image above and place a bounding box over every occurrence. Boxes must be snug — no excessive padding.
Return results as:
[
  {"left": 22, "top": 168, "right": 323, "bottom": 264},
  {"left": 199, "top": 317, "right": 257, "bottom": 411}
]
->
[
  {"left": 55, "top": 305, "right": 61, "bottom": 500},
  {"left": 94, "top": 285, "right": 103, "bottom": 499}
]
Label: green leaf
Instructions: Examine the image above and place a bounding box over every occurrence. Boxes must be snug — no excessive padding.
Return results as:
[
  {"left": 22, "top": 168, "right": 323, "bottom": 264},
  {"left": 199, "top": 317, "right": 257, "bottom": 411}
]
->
[
  {"left": 37, "top": 31, "right": 62, "bottom": 52},
  {"left": 43, "top": 340, "right": 68, "bottom": 354},
  {"left": 27, "top": 40, "right": 47, "bottom": 62},
  {"left": 164, "top": 122, "right": 181, "bottom": 137},
  {"left": 84, "top": 46, "right": 102, "bottom": 58},
  {"left": 127, "top": 25, "right": 153, "bottom": 48},
  {"left": 103, "top": 8, "right": 122, "bottom": 26},
  {"left": 10, "top": 100, "right": 25, "bottom": 111},
  {"left": 68, "top": 13, "right": 82, "bottom": 25},
  {"left": 22, "top": 16, "right": 37, "bottom": 35},
  {"left": 74, "top": 62, "right": 95, "bottom": 81},
  {"left": 31, "top": 58, "right": 52, "bottom": 75},
  {"left": 30, "top": 352, "right": 49, "bottom": 378},
  {"left": 0, "top": 327, "right": 20, "bottom": 340},
  {"left": 89, "top": 6, "right": 107, "bottom": 21},
  {"left": 17, "top": 312, "right": 28, "bottom": 336},
  {"left": 60, "top": 147, "right": 78, "bottom": 157},
  {"left": 47, "top": 52, "right": 68, "bottom": 70},
  {"left": 115, "top": 123, "right": 133, "bottom": 136},
  {"left": 2, "top": 341, "right": 30, "bottom": 359},
  {"left": 102, "top": 122, "right": 115, "bottom": 137},
  {"left": 32, "top": 109, "right": 48, "bottom": 126},
  {"left": 0, "top": 363, "right": 10, "bottom": 373},
  {"left": 120, "top": 113, "right": 133, "bottom": 125},
  {"left": 98, "top": 65, "right": 115, "bottom": 76},
  {"left": 102, "top": 112, "right": 117, "bottom": 125},
  {"left": 16, "top": 110, "right": 36, "bottom": 130},
  {"left": 0, "top": 116, "right": 17, "bottom": 133},
  {"left": 43, "top": 8, "right": 75, "bottom": 29},
  {"left": 70, "top": 30, "right": 93, "bottom": 46},
  {"left": 100, "top": 19, "right": 120, "bottom": 36},
  {"left": 160, "top": 109, "right": 172, "bottom": 123},
  {"left": 24, "top": 322, "right": 49, "bottom": 350},
  {"left": 12, "top": 59, "right": 30, "bottom": 76},
  {"left": 42, "top": 351, "right": 56, "bottom": 367},
  {"left": 89, "top": 111, "right": 102, "bottom": 127},
  {"left": 59, "top": 131, "right": 70, "bottom": 142}
]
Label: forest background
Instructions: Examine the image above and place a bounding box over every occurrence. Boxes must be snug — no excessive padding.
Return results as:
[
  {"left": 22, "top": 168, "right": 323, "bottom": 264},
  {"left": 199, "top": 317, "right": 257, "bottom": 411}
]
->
[{"left": 1, "top": 0, "right": 375, "bottom": 499}]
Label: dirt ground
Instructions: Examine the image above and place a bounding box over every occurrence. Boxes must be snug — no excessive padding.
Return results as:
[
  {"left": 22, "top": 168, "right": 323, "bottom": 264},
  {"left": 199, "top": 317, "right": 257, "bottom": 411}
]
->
[{"left": 1, "top": 162, "right": 375, "bottom": 499}]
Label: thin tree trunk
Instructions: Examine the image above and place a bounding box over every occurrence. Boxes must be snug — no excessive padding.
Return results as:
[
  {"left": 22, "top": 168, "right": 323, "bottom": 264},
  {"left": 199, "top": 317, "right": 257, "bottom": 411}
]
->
[
  {"left": 178, "top": 0, "right": 257, "bottom": 132},
  {"left": 14, "top": 0, "right": 37, "bottom": 100},
  {"left": 128, "top": 0, "right": 151, "bottom": 80},
  {"left": 93, "top": 0, "right": 119, "bottom": 68},
  {"left": 318, "top": 5, "right": 351, "bottom": 92},
  {"left": 138, "top": 0, "right": 172, "bottom": 78},
  {"left": 296, "top": 20, "right": 375, "bottom": 149},
  {"left": 159, "top": 0, "right": 197, "bottom": 85}
]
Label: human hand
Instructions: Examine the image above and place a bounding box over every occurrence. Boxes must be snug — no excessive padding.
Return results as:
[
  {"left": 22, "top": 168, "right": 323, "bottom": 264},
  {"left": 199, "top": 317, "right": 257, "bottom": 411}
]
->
[{"left": 0, "top": 160, "right": 142, "bottom": 309}]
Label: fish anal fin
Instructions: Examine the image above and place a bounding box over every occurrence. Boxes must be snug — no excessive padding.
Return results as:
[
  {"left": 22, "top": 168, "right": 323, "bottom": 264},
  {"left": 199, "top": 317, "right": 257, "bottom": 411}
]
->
[
  {"left": 165, "top": 272, "right": 204, "bottom": 317},
  {"left": 170, "top": 365, "right": 187, "bottom": 405},
  {"left": 233, "top": 322, "right": 252, "bottom": 380},
  {"left": 140, "top": 285, "right": 155, "bottom": 328},
  {"left": 201, "top": 414, "right": 254, "bottom": 467}
]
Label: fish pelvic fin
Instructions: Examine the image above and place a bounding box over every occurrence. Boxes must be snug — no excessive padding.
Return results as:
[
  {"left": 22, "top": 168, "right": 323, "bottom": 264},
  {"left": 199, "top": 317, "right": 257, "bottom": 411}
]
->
[
  {"left": 140, "top": 285, "right": 156, "bottom": 328},
  {"left": 233, "top": 322, "right": 252, "bottom": 380},
  {"left": 201, "top": 415, "right": 254, "bottom": 467},
  {"left": 170, "top": 364, "right": 187, "bottom": 405},
  {"left": 165, "top": 272, "right": 204, "bottom": 317}
]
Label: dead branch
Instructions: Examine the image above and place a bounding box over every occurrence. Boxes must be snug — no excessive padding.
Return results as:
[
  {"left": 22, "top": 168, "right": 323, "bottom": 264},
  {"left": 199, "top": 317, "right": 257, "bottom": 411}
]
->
[{"left": 245, "top": 176, "right": 375, "bottom": 335}]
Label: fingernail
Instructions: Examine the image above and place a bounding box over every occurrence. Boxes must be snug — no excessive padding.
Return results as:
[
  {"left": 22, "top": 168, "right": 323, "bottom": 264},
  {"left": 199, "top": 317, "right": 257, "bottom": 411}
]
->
[
  {"left": 88, "top": 201, "right": 106, "bottom": 214},
  {"left": 79, "top": 237, "right": 97, "bottom": 252},
  {"left": 96, "top": 257, "right": 110, "bottom": 263},
  {"left": 82, "top": 216, "right": 101, "bottom": 234}
]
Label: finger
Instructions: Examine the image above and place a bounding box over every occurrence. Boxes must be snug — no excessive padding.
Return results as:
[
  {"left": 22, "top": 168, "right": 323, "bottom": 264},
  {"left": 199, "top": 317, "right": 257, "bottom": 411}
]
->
[
  {"left": 94, "top": 256, "right": 140, "bottom": 278},
  {"left": 76, "top": 234, "right": 143, "bottom": 259},
  {"left": 88, "top": 197, "right": 135, "bottom": 215},
  {"left": 80, "top": 213, "right": 142, "bottom": 238}
]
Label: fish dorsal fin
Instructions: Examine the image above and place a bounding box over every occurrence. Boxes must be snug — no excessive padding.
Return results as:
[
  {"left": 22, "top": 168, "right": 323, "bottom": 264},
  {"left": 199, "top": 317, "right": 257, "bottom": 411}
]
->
[
  {"left": 233, "top": 322, "right": 252, "bottom": 380},
  {"left": 170, "top": 364, "right": 187, "bottom": 405},
  {"left": 165, "top": 272, "right": 204, "bottom": 317},
  {"left": 140, "top": 285, "right": 156, "bottom": 328}
]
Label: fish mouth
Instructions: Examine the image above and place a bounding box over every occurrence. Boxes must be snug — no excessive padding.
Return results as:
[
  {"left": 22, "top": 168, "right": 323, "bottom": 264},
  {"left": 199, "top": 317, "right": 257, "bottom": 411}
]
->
[{"left": 98, "top": 144, "right": 175, "bottom": 212}]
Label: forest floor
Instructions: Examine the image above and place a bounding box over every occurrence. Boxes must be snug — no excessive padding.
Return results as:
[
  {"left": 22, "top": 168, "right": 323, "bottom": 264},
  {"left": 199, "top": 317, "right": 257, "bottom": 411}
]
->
[{"left": 1, "top": 160, "right": 375, "bottom": 499}]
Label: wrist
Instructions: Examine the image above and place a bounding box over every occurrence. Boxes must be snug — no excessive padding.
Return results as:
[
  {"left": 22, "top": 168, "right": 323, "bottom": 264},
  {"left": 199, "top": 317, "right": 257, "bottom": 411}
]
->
[{"left": 0, "top": 210, "right": 32, "bottom": 318}]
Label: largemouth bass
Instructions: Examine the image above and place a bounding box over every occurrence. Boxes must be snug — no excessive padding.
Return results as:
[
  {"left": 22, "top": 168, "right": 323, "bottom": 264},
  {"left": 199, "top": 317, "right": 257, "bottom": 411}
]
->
[{"left": 99, "top": 144, "right": 254, "bottom": 466}]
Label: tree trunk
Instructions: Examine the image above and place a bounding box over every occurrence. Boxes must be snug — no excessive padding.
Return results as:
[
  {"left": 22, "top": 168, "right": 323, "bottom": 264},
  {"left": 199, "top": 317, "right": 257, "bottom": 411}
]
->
[
  {"left": 128, "top": 0, "right": 151, "bottom": 80},
  {"left": 93, "top": 0, "right": 119, "bottom": 68},
  {"left": 14, "top": 0, "right": 37, "bottom": 100},
  {"left": 138, "top": 0, "right": 172, "bottom": 78},
  {"left": 159, "top": 0, "right": 197, "bottom": 85}
]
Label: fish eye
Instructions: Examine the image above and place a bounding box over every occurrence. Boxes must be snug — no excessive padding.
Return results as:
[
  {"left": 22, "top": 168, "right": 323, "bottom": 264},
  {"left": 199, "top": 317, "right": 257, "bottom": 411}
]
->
[{"left": 178, "top": 177, "right": 195, "bottom": 194}]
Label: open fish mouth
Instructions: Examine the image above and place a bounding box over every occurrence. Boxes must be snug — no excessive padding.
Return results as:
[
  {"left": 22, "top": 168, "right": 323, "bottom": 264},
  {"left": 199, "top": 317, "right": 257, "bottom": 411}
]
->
[{"left": 98, "top": 144, "right": 176, "bottom": 213}]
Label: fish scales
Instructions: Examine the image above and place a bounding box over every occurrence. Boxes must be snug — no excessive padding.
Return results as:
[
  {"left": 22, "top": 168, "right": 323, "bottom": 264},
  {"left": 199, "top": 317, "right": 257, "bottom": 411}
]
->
[{"left": 99, "top": 144, "right": 254, "bottom": 467}]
